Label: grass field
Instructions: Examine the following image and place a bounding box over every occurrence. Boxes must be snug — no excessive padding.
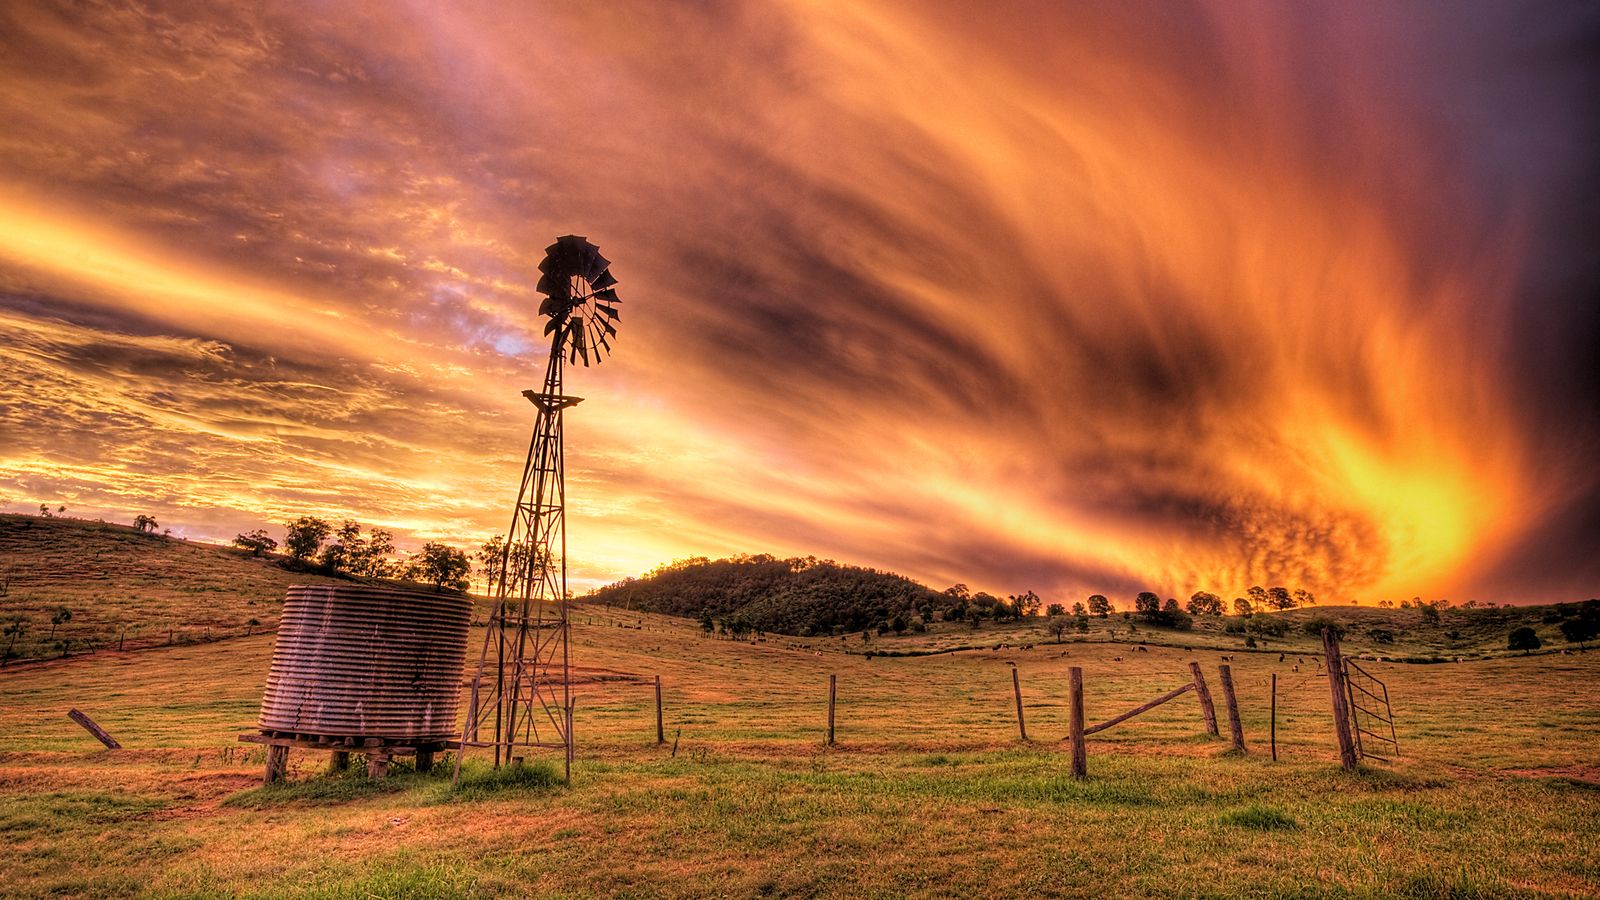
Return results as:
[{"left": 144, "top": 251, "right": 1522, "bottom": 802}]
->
[{"left": 3, "top": 603, "right": 1598, "bottom": 898}]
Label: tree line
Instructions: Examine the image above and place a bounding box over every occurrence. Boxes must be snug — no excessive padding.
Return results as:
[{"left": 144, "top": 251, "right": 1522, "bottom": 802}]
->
[{"left": 232, "top": 517, "right": 471, "bottom": 591}]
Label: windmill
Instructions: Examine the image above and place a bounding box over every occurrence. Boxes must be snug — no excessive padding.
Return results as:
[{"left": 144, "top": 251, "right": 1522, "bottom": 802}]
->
[{"left": 454, "top": 234, "right": 621, "bottom": 785}]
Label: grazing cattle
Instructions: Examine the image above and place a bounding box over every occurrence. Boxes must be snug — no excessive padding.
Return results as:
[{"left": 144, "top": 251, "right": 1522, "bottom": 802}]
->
[
  {"left": 1113, "top": 656, "right": 1124, "bottom": 662},
  {"left": 1136, "top": 646, "right": 1149, "bottom": 653}
]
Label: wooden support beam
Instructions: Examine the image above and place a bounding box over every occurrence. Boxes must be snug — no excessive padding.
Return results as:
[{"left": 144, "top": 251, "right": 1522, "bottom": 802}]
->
[
  {"left": 366, "top": 753, "right": 391, "bottom": 779},
  {"left": 415, "top": 749, "right": 434, "bottom": 773},
  {"left": 67, "top": 708, "right": 121, "bottom": 749},
  {"left": 1012, "top": 667, "right": 1027, "bottom": 741},
  {"left": 1219, "top": 664, "right": 1246, "bottom": 751},
  {"left": 263, "top": 745, "right": 289, "bottom": 785},
  {"left": 329, "top": 750, "right": 350, "bottom": 774},
  {"left": 1323, "top": 627, "right": 1358, "bottom": 771},
  {"left": 1189, "top": 661, "right": 1219, "bottom": 736},
  {"left": 1068, "top": 667, "right": 1086, "bottom": 779},
  {"left": 655, "top": 674, "right": 665, "bottom": 745},
  {"left": 1081, "top": 682, "right": 1195, "bottom": 736}
]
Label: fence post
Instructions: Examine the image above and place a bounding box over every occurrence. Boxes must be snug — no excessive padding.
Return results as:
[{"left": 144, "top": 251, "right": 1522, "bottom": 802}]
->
[
  {"left": 1012, "top": 667, "right": 1027, "bottom": 741},
  {"left": 1218, "top": 664, "right": 1245, "bottom": 751},
  {"left": 1068, "top": 667, "right": 1086, "bottom": 779},
  {"left": 1188, "top": 661, "right": 1219, "bottom": 736},
  {"left": 655, "top": 674, "right": 665, "bottom": 745},
  {"left": 1322, "top": 627, "right": 1358, "bottom": 771},
  {"left": 1270, "top": 673, "right": 1278, "bottom": 761},
  {"left": 827, "top": 674, "right": 837, "bottom": 746}
]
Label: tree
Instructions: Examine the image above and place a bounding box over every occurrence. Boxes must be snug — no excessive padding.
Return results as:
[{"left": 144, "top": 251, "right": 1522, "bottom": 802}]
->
[
  {"left": 1046, "top": 603, "right": 1066, "bottom": 617},
  {"left": 284, "top": 516, "right": 332, "bottom": 561},
  {"left": 1267, "top": 586, "right": 1295, "bottom": 610},
  {"left": 1233, "top": 597, "right": 1253, "bottom": 617},
  {"left": 1134, "top": 592, "right": 1161, "bottom": 618},
  {"left": 1559, "top": 615, "right": 1599, "bottom": 650},
  {"left": 132, "top": 514, "right": 159, "bottom": 533},
  {"left": 1009, "top": 590, "right": 1042, "bottom": 617},
  {"left": 233, "top": 529, "right": 278, "bottom": 557},
  {"left": 407, "top": 543, "right": 470, "bottom": 590},
  {"left": 1246, "top": 585, "right": 1267, "bottom": 611},
  {"left": 1187, "top": 591, "right": 1222, "bottom": 616},
  {"left": 1046, "top": 615, "right": 1069, "bottom": 643},
  {"left": 1087, "top": 594, "right": 1111, "bottom": 618},
  {"left": 1419, "top": 602, "right": 1441, "bottom": 626},
  {"left": 1162, "top": 598, "right": 1180, "bottom": 614},
  {"left": 699, "top": 610, "right": 714, "bottom": 634},
  {"left": 890, "top": 615, "right": 907, "bottom": 635},
  {"left": 1071, "top": 602, "right": 1086, "bottom": 617},
  {"left": 1293, "top": 589, "right": 1316, "bottom": 607},
  {"left": 3, "top": 618, "right": 27, "bottom": 662},
  {"left": 1075, "top": 612, "right": 1091, "bottom": 633},
  {"left": 1508, "top": 626, "right": 1540, "bottom": 654},
  {"left": 48, "top": 606, "right": 71, "bottom": 641}
]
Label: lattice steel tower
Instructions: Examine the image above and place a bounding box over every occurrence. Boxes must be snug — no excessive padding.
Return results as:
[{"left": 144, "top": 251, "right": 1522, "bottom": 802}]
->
[{"left": 455, "top": 235, "right": 622, "bottom": 785}]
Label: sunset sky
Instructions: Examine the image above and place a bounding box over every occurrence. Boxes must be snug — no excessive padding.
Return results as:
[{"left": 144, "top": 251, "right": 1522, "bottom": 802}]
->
[{"left": 2, "top": 2, "right": 1597, "bottom": 603}]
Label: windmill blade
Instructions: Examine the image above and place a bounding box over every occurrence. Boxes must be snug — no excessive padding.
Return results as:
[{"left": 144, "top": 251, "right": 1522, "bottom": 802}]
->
[
  {"left": 595, "top": 288, "right": 620, "bottom": 304},
  {"left": 597, "top": 317, "right": 617, "bottom": 337},
  {"left": 536, "top": 272, "right": 569, "bottom": 297},
  {"left": 544, "top": 317, "right": 561, "bottom": 336},
  {"left": 591, "top": 270, "right": 618, "bottom": 290},
  {"left": 585, "top": 253, "right": 610, "bottom": 281},
  {"left": 537, "top": 294, "right": 562, "bottom": 317},
  {"left": 598, "top": 304, "right": 620, "bottom": 321}
]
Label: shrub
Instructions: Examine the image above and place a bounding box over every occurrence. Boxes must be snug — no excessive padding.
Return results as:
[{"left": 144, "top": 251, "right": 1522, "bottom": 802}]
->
[
  {"left": 1301, "top": 617, "right": 1347, "bottom": 639},
  {"left": 1368, "top": 628, "right": 1396, "bottom": 644},
  {"left": 1508, "top": 627, "right": 1540, "bottom": 654}
]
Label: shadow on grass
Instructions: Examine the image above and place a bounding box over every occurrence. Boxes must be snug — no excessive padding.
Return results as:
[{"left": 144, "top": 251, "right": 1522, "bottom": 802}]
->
[
  {"left": 224, "top": 756, "right": 562, "bottom": 809},
  {"left": 1218, "top": 804, "right": 1298, "bottom": 830}
]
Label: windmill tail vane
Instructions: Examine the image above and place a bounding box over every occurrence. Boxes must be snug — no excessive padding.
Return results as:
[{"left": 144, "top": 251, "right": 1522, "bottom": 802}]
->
[{"left": 454, "top": 235, "right": 622, "bottom": 786}]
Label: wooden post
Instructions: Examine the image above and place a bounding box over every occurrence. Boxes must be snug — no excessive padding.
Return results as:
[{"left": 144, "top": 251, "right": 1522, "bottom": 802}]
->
[
  {"left": 67, "top": 709, "right": 122, "bottom": 749},
  {"left": 329, "top": 750, "right": 350, "bottom": 773},
  {"left": 1218, "top": 664, "right": 1245, "bottom": 751},
  {"left": 655, "top": 674, "right": 665, "bottom": 745},
  {"left": 1270, "top": 673, "right": 1278, "bottom": 761},
  {"left": 1188, "top": 661, "right": 1219, "bottom": 736},
  {"left": 565, "top": 697, "right": 575, "bottom": 785},
  {"left": 827, "top": 674, "right": 837, "bottom": 746},
  {"left": 1068, "top": 666, "right": 1086, "bottom": 779},
  {"left": 415, "top": 749, "right": 434, "bottom": 773},
  {"left": 264, "top": 744, "right": 289, "bottom": 785},
  {"left": 1012, "top": 667, "right": 1027, "bottom": 741},
  {"left": 1323, "top": 627, "right": 1358, "bottom": 771},
  {"left": 366, "top": 752, "right": 390, "bottom": 779}
]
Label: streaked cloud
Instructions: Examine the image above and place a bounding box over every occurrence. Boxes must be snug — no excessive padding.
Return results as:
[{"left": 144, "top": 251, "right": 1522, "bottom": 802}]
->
[{"left": 1, "top": 1, "right": 1597, "bottom": 601}]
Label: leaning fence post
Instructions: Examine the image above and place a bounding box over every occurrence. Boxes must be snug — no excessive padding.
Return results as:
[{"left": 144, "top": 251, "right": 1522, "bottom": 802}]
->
[
  {"left": 1011, "top": 667, "right": 1027, "bottom": 741},
  {"left": 1188, "top": 661, "right": 1219, "bottom": 736},
  {"left": 1068, "top": 667, "right": 1087, "bottom": 779},
  {"left": 1218, "top": 664, "right": 1245, "bottom": 751},
  {"left": 827, "top": 674, "right": 836, "bottom": 746},
  {"left": 67, "top": 708, "right": 121, "bottom": 749},
  {"left": 1323, "top": 627, "right": 1358, "bottom": 771}
]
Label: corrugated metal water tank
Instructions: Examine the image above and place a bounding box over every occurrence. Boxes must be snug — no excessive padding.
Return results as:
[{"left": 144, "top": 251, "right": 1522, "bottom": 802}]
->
[{"left": 257, "top": 584, "right": 471, "bottom": 743}]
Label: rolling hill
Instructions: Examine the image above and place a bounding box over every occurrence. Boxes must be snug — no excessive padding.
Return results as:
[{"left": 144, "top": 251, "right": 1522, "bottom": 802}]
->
[{"left": 0, "top": 513, "right": 463, "bottom": 664}]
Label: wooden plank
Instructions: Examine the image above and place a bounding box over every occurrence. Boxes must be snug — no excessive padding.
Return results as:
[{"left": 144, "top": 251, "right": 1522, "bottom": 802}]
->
[
  {"left": 1068, "top": 667, "right": 1086, "bottom": 779},
  {"left": 66, "top": 708, "right": 121, "bottom": 749},
  {"left": 1189, "top": 661, "right": 1219, "bottom": 736},
  {"left": 1081, "top": 683, "right": 1194, "bottom": 736},
  {"left": 1012, "top": 667, "right": 1027, "bottom": 741},
  {"left": 1219, "top": 664, "right": 1246, "bottom": 751}
]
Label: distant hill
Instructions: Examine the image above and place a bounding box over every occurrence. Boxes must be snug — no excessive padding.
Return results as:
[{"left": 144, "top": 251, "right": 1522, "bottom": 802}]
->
[
  {"left": 583, "top": 554, "right": 949, "bottom": 637},
  {"left": 0, "top": 513, "right": 467, "bottom": 664}
]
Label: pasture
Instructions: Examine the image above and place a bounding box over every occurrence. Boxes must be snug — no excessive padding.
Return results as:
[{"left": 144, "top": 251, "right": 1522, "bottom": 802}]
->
[{"left": 2, "top": 606, "right": 1597, "bottom": 898}]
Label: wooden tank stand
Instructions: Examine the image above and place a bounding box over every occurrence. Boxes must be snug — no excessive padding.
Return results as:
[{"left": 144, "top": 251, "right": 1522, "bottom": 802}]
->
[{"left": 239, "top": 732, "right": 446, "bottom": 785}]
